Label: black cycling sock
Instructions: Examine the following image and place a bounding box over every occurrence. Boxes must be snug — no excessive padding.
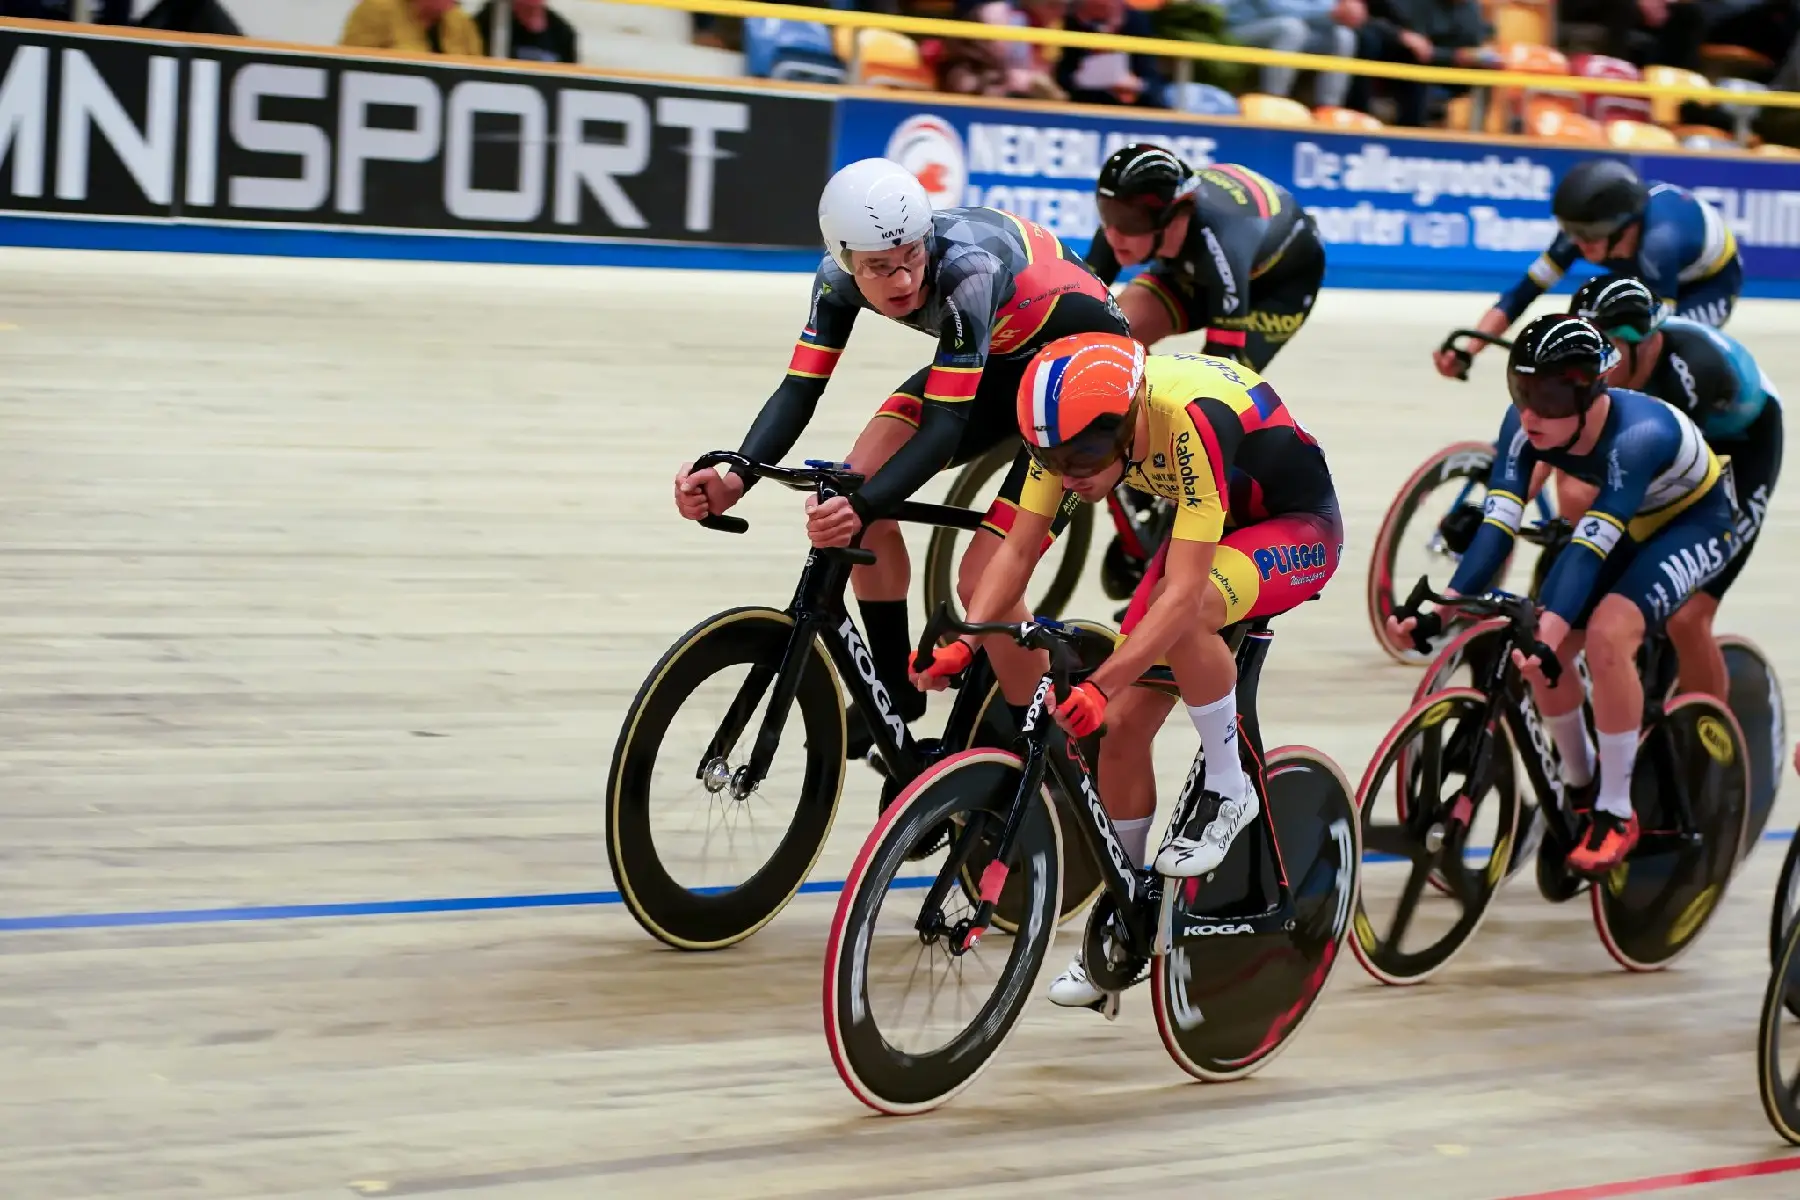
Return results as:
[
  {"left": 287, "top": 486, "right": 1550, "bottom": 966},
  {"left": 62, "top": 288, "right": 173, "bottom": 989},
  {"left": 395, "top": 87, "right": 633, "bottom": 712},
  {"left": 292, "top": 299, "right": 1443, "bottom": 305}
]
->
[{"left": 858, "top": 599, "right": 926, "bottom": 721}]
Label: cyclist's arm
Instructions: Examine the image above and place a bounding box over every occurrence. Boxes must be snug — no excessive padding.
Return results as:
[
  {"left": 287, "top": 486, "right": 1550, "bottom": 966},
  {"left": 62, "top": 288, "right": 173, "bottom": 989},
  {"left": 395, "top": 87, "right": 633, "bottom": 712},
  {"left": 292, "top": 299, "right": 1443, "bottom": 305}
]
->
[
  {"left": 733, "top": 263, "right": 859, "bottom": 488},
  {"left": 848, "top": 260, "right": 999, "bottom": 520},
  {"left": 957, "top": 463, "right": 1062, "bottom": 642},
  {"left": 1534, "top": 410, "right": 1667, "bottom": 641},
  {"left": 1635, "top": 203, "right": 1688, "bottom": 314},
  {"left": 1694, "top": 328, "right": 1769, "bottom": 440},
  {"left": 1084, "top": 230, "right": 1123, "bottom": 288},
  {"left": 1446, "top": 411, "right": 1537, "bottom": 599},
  {"left": 1493, "top": 234, "right": 1581, "bottom": 325},
  {"left": 1194, "top": 221, "right": 1259, "bottom": 362}
]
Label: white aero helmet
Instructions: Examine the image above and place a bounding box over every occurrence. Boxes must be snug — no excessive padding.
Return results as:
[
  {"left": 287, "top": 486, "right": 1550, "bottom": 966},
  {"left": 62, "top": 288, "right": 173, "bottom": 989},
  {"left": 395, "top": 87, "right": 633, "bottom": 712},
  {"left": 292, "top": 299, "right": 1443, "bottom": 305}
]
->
[{"left": 818, "top": 157, "right": 933, "bottom": 272}]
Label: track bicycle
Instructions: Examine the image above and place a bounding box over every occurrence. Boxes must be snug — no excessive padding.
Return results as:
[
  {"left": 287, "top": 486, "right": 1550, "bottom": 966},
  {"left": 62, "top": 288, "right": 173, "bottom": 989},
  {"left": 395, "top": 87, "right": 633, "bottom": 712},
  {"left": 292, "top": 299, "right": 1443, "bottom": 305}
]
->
[
  {"left": 1759, "top": 883, "right": 1800, "bottom": 1144},
  {"left": 1351, "top": 574, "right": 1751, "bottom": 985},
  {"left": 605, "top": 452, "right": 1102, "bottom": 952},
  {"left": 1366, "top": 330, "right": 1559, "bottom": 665},
  {"left": 822, "top": 600, "right": 1361, "bottom": 1114},
  {"left": 923, "top": 442, "right": 1174, "bottom": 624}
]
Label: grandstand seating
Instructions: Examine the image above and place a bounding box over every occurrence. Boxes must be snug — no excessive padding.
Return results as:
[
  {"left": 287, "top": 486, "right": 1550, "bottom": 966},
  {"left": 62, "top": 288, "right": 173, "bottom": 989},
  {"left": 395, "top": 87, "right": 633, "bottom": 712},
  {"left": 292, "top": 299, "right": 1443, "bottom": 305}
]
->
[
  {"left": 1569, "top": 54, "right": 1653, "bottom": 126},
  {"left": 1237, "top": 93, "right": 1313, "bottom": 126},
  {"left": 743, "top": 18, "right": 845, "bottom": 84},
  {"left": 1169, "top": 82, "right": 1241, "bottom": 117},
  {"left": 1605, "top": 118, "right": 1678, "bottom": 149},
  {"left": 1313, "top": 105, "right": 1382, "bottom": 131},
  {"left": 833, "top": 26, "right": 936, "bottom": 89}
]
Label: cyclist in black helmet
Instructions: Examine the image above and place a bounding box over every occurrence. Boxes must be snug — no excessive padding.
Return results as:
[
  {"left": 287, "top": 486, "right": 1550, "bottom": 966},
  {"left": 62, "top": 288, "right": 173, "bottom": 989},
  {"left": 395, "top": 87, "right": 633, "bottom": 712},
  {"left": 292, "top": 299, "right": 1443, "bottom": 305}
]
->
[
  {"left": 1392, "top": 314, "right": 1737, "bottom": 875},
  {"left": 1433, "top": 159, "right": 1742, "bottom": 379},
  {"left": 1085, "top": 142, "right": 1327, "bottom": 373},
  {"left": 1566, "top": 271, "right": 1781, "bottom": 701}
]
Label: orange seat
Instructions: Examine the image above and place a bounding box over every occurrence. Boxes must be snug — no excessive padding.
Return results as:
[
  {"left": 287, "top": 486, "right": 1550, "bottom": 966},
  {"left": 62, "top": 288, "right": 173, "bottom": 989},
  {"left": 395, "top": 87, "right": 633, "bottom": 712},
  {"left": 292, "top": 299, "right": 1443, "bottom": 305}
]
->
[
  {"left": 1313, "top": 105, "right": 1382, "bottom": 130},
  {"left": 1239, "top": 93, "right": 1314, "bottom": 126},
  {"left": 1700, "top": 43, "right": 1775, "bottom": 80},
  {"left": 1606, "top": 118, "right": 1679, "bottom": 149},
  {"left": 1754, "top": 142, "right": 1800, "bottom": 158},
  {"left": 1527, "top": 104, "right": 1605, "bottom": 144},
  {"left": 834, "top": 27, "right": 936, "bottom": 90},
  {"left": 1643, "top": 65, "right": 1709, "bottom": 126},
  {"left": 1492, "top": 3, "right": 1550, "bottom": 51},
  {"left": 1672, "top": 122, "right": 1736, "bottom": 145},
  {"left": 1490, "top": 44, "right": 1579, "bottom": 136}
]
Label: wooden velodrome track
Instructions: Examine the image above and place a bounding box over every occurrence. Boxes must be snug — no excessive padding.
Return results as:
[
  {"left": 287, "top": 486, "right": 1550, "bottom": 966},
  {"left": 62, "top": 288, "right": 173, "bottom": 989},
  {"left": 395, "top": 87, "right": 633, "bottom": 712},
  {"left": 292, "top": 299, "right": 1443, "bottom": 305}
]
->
[{"left": 4, "top": 245, "right": 1800, "bottom": 1199}]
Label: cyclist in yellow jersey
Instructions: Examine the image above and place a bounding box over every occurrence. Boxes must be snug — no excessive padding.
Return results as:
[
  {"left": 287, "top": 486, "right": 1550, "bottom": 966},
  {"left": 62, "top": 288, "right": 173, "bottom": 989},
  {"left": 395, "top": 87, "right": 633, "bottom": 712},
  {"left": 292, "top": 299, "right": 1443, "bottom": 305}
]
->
[{"left": 910, "top": 332, "right": 1342, "bottom": 1015}]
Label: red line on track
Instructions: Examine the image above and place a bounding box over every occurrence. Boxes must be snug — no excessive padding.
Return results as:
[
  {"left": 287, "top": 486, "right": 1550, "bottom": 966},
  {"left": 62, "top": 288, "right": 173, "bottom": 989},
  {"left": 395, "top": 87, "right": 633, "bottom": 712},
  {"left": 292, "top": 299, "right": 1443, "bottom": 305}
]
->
[{"left": 1496, "top": 1154, "right": 1800, "bottom": 1200}]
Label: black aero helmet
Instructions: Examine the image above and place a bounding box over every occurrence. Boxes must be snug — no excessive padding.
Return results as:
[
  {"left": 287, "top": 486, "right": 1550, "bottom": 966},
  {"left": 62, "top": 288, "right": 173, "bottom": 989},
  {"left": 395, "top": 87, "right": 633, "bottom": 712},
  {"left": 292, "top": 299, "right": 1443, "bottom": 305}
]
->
[
  {"left": 1552, "top": 159, "right": 1649, "bottom": 243},
  {"left": 1095, "top": 144, "right": 1196, "bottom": 237},
  {"left": 1507, "top": 314, "right": 1618, "bottom": 419},
  {"left": 1570, "top": 273, "right": 1664, "bottom": 344}
]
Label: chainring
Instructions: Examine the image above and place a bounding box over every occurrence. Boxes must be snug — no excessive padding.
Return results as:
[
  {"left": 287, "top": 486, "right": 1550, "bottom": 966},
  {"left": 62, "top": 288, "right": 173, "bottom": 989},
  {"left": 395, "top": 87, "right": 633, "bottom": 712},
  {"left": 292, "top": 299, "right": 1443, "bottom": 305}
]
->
[{"left": 1081, "top": 890, "right": 1150, "bottom": 992}]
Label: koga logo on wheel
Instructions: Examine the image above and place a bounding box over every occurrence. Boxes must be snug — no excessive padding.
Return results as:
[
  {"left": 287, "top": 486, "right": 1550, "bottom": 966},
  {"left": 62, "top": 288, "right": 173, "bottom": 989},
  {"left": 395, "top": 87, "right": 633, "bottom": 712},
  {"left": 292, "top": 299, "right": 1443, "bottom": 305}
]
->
[
  {"left": 1183, "top": 920, "right": 1254, "bottom": 937},
  {"left": 884, "top": 115, "right": 967, "bottom": 210}
]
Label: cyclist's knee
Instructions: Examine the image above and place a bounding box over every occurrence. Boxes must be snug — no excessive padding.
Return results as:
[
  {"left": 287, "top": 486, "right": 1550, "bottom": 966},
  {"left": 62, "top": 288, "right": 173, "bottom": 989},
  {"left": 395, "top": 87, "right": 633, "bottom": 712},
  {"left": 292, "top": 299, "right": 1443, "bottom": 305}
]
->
[
  {"left": 1585, "top": 596, "right": 1646, "bottom": 667},
  {"left": 956, "top": 531, "right": 1003, "bottom": 608},
  {"left": 1199, "top": 577, "right": 1230, "bottom": 630},
  {"left": 1666, "top": 592, "right": 1716, "bottom": 640}
]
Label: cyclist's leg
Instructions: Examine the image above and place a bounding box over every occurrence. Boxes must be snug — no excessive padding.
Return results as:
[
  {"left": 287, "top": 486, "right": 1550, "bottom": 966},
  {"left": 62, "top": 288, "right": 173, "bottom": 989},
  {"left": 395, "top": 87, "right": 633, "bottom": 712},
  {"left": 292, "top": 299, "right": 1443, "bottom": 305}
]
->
[
  {"left": 1674, "top": 256, "right": 1742, "bottom": 329},
  {"left": 1669, "top": 408, "right": 1783, "bottom": 697},
  {"left": 843, "top": 368, "right": 934, "bottom": 734},
  {"left": 1226, "top": 242, "right": 1324, "bottom": 373},
  {"left": 1154, "top": 504, "right": 1345, "bottom": 875},
  {"left": 1569, "top": 488, "right": 1737, "bottom": 870}
]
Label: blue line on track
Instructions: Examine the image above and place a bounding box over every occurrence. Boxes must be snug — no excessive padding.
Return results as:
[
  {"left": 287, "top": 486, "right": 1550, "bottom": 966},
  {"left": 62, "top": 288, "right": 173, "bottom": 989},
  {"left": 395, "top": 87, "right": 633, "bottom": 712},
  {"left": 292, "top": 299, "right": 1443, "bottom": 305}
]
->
[{"left": 1, "top": 828, "right": 1791, "bottom": 934}]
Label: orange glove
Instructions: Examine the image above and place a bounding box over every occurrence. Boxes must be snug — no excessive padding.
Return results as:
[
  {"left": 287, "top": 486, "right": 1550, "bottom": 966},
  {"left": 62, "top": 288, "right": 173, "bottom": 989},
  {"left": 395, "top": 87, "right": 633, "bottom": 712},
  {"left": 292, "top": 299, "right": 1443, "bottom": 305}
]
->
[
  {"left": 1054, "top": 681, "right": 1107, "bottom": 738},
  {"left": 911, "top": 639, "right": 974, "bottom": 690}
]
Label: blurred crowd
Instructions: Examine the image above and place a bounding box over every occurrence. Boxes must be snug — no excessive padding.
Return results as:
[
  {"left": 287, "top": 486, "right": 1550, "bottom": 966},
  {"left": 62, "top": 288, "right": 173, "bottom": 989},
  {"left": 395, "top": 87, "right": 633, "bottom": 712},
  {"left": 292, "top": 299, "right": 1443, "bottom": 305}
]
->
[{"left": 5, "top": 0, "right": 1795, "bottom": 143}]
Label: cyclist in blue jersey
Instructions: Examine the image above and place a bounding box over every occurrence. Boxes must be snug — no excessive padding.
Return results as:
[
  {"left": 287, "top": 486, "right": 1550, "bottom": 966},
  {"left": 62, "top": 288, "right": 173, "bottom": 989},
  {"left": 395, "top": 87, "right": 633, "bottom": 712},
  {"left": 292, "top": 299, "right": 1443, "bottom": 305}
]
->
[
  {"left": 1392, "top": 315, "right": 1737, "bottom": 875},
  {"left": 1568, "top": 272, "right": 1781, "bottom": 701},
  {"left": 1433, "top": 159, "right": 1742, "bottom": 380}
]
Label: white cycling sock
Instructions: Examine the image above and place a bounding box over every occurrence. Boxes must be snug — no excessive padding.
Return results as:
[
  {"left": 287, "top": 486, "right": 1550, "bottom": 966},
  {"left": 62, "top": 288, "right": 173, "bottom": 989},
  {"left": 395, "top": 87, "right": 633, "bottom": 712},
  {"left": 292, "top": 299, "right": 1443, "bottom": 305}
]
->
[
  {"left": 1594, "top": 730, "right": 1638, "bottom": 820},
  {"left": 1188, "top": 693, "right": 1248, "bottom": 802},
  {"left": 1114, "top": 816, "right": 1153, "bottom": 868},
  {"left": 1545, "top": 707, "right": 1595, "bottom": 787}
]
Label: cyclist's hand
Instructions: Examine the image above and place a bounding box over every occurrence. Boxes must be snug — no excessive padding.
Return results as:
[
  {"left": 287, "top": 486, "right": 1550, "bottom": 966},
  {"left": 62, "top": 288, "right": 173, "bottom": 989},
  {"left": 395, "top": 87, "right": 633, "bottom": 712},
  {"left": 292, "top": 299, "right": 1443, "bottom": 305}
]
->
[
  {"left": 1384, "top": 613, "right": 1419, "bottom": 653},
  {"left": 1054, "top": 681, "right": 1107, "bottom": 738},
  {"left": 909, "top": 640, "right": 973, "bottom": 692},
  {"left": 805, "top": 494, "right": 862, "bottom": 548},
  {"left": 1511, "top": 645, "right": 1555, "bottom": 690},
  {"left": 674, "top": 462, "right": 743, "bottom": 521},
  {"left": 1433, "top": 347, "right": 1468, "bottom": 379}
]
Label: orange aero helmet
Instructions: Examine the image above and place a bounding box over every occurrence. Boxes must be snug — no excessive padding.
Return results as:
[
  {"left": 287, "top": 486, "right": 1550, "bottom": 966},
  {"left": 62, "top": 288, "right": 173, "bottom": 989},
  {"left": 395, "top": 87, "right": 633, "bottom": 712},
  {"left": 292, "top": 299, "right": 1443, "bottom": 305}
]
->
[{"left": 1017, "top": 332, "right": 1147, "bottom": 477}]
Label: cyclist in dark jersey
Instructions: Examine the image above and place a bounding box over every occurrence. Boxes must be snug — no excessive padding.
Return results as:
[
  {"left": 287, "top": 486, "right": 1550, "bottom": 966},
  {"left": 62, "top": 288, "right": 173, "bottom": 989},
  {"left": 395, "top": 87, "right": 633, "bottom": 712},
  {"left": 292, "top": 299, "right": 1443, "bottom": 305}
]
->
[
  {"left": 1434, "top": 159, "right": 1741, "bottom": 379},
  {"left": 1569, "top": 272, "right": 1781, "bottom": 701},
  {"left": 673, "top": 157, "right": 1127, "bottom": 759},
  {"left": 1085, "top": 143, "right": 1327, "bottom": 373}
]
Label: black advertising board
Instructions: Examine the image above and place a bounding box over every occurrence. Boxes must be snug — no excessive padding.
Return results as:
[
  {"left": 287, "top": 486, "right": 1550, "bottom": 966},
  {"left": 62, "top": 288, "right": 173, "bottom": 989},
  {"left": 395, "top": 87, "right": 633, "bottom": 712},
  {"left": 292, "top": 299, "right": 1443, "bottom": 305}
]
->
[{"left": 0, "top": 22, "right": 835, "bottom": 248}]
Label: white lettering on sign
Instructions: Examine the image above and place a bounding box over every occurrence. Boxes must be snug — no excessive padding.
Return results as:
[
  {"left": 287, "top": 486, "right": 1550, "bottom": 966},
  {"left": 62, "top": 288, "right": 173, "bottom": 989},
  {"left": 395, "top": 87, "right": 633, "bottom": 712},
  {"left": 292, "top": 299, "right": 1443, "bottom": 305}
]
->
[
  {"left": 336, "top": 70, "right": 441, "bottom": 215},
  {"left": 56, "top": 47, "right": 177, "bottom": 205},
  {"left": 230, "top": 63, "right": 330, "bottom": 211},
  {"left": 1293, "top": 140, "right": 1552, "bottom": 206},
  {"left": 964, "top": 183, "right": 1096, "bottom": 239},
  {"left": 1690, "top": 185, "right": 1800, "bottom": 249},
  {"left": 445, "top": 80, "right": 546, "bottom": 223},
  {"left": 966, "top": 123, "right": 1215, "bottom": 180},
  {"left": 1469, "top": 206, "right": 1561, "bottom": 251},
  {"left": 0, "top": 44, "right": 48, "bottom": 198},
  {"left": 555, "top": 89, "right": 649, "bottom": 229}
]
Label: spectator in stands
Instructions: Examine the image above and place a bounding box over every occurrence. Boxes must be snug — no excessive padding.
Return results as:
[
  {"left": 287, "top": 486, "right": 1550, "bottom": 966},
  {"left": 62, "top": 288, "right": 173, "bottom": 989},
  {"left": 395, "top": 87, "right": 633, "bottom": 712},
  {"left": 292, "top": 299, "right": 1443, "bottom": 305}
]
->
[
  {"left": 939, "top": 0, "right": 1069, "bottom": 99},
  {"left": 1560, "top": 0, "right": 1706, "bottom": 70},
  {"left": 1350, "top": 0, "right": 1492, "bottom": 125},
  {"left": 341, "top": 0, "right": 485, "bottom": 56},
  {"left": 475, "top": 0, "right": 579, "bottom": 63},
  {"left": 0, "top": 0, "right": 130, "bottom": 20},
  {"left": 136, "top": 0, "right": 243, "bottom": 34},
  {"left": 1056, "top": 0, "right": 1169, "bottom": 106},
  {"left": 1219, "top": 0, "right": 1362, "bottom": 108}
]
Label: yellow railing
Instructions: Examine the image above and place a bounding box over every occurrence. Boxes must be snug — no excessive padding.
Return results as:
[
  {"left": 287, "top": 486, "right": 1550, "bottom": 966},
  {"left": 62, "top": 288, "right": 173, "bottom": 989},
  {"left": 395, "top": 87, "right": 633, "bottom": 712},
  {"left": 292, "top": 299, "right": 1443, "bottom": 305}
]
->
[{"left": 611, "top": 0, "right": 1800, "bottom": 111}]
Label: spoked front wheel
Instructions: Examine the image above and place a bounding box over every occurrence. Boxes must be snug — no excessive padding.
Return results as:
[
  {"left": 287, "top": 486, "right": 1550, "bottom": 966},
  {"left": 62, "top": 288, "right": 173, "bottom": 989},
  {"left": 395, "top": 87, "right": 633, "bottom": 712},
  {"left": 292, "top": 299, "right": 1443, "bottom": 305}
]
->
[
  {"left": 606, "top": 607, "right": 846, "bottom": 951},
  {"left": 922, "top": 443, "right": 1092, "bottom": 624},
  {"left": 823, "top": 749, "right": 1063, "bottom": 1115},
  {"left": 1351, "top": 688, "right": 1522, "bottom": 986},
  {"left": 1591, "top": 696, "right": 1749, "bottom": 973},
  {"left": 1758, "top": 903, "right": 1800, "bottom": 1144},
  {"left": 1153, "top": 747, "right": 1360, "bottom": 1080}
]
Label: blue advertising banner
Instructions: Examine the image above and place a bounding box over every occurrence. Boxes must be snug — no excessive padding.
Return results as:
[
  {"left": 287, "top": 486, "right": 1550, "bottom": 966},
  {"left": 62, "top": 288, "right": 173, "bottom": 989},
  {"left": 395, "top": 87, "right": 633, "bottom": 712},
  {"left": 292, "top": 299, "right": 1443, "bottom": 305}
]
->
[{"left": 837, "top": 95, "right": 1800, "bottom": 299}]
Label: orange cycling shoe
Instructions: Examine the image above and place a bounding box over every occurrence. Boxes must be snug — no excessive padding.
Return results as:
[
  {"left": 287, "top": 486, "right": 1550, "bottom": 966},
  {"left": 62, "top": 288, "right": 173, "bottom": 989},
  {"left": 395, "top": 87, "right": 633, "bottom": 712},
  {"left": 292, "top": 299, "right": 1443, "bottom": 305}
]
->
[{"left": 1567, "top": 808, "right": 1640, "bottom": 875}]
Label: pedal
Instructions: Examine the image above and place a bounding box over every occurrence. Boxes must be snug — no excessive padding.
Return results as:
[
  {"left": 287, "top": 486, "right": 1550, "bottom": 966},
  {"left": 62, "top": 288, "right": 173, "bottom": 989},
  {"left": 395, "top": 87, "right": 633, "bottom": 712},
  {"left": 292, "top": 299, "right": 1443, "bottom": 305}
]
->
[{"left": 1087, "top": 991, "right": 1123, "bottom": 1022}]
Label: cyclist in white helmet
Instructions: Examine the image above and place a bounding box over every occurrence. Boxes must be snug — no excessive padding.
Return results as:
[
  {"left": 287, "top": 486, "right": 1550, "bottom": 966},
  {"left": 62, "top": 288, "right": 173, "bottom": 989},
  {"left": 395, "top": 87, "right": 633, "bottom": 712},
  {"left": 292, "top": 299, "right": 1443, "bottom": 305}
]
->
[{"left": 673, "top": 157, "right": 1129, "bottom": 764}]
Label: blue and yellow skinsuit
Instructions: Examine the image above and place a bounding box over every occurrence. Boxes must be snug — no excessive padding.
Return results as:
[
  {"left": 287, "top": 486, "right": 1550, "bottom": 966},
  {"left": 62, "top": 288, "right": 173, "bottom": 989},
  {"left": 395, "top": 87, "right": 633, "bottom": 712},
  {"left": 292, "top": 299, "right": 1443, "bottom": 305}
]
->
[
  {"left": 1498, "top": 183, "right": 1742, "bottom": 329},
  {"left": 1450, "top": 389, "right": 1735, "bottom": 629}
]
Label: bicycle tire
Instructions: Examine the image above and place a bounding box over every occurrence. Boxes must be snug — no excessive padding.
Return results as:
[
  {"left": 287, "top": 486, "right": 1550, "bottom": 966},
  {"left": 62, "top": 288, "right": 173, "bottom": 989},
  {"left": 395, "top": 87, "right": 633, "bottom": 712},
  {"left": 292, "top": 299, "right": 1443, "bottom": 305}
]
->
[
  {"left": 1718, "top": 634, "right": 1785, "bottom": 865},
  {"left": 1757, "top": 899, "right": 1800, "bottom": 1145},
  {"left": 823, "top": 748, "right": 1063, "bottom": 1115},
  {"left": 1153, "top": 746, "right": 1360, "bottom": 1081},
  {"left": 921, "top": 443, "right": 1093, "bottom": 624},
  {"left": 1590, "top": 696, "right": 1749, "bottom": 973},
  {"left": 1773, "top": 828, "right": 1800, "bottom": 979},
  {"left": 1365, "top": 441, "right": 1499, "bottom": 666},
  {"left": 1350, "top": 688, "right": 1522, "bottom": 987},
  {"left": 606, "top": 606, "right": 845, "bottom": 951}
]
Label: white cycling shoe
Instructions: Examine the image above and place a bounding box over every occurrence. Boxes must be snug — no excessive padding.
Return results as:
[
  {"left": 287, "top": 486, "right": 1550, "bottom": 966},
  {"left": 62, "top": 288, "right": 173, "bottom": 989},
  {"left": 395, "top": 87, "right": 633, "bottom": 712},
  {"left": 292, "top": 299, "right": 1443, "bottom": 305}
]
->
[
  {"left": 1154, "top": 788, "right": 1260, "bottom": 877},
  {"left": 1046, "top": 957, "right": 1122, "bottom": 1020}
]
